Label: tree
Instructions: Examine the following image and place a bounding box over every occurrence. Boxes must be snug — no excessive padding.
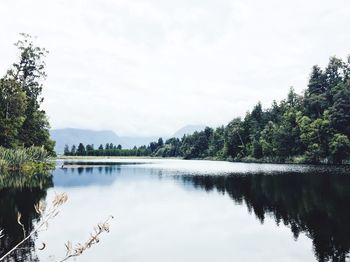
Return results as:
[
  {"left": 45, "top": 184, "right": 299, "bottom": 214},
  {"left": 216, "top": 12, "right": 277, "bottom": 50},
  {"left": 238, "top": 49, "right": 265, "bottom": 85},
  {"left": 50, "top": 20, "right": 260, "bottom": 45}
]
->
[
  {"left": 157, "top": 138, "right": 164, "bottom": 147},
  {"left": 224, "top": 118, "right": 246, "bottom": 159},
  {"left": 71, "top": 145, "right": 76, "bottom": 155},
  {"left": 86, "top": 144, "right": 94, "bottom": 155},
  {"left": 297, "top": 111, "right": 332, "bottom": 162},
  {"left": 329, "top": 133, "right": 350, "bottom": 164},
  {"left": 325, "top": 57, "right": 344, "bottom": 94},
  {"left": 304, "top": 65, "right": 327, "bottom": 118},
  {"left": 180, "top": 131, "right": 209, "bottom": 159},
  {"left": 208, "top": 126, "right": 225, "bottom": 158},
  {"left": 5, "top": 34, "right": 55, "bottom": 153},
  {"left": 76, "top": 143, "right": 86, "bottom": 156},
  {"left": 0, "top": 78, "right": 27, "bottom": 147},
  {"left": 259, "top": 121, "right": 276, "bottom": 157},
  {"left": 64, "top": 144, "right": 70, "bottom": 155},
  {"left": 330, "top": 81, "right": 350, "bottom": 137}
]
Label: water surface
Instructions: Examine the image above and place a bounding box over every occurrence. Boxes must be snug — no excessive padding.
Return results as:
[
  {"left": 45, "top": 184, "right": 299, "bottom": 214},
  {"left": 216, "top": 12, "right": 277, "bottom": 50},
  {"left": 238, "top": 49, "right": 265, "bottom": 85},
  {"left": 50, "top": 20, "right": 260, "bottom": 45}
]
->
[{"left": 1, "top": 159, "right": 349, "bottom": 262}]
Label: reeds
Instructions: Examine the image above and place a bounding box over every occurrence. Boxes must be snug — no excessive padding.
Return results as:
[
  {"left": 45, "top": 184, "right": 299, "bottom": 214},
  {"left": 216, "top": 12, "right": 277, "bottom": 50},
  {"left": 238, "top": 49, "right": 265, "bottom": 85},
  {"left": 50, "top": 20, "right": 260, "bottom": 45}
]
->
[{"left": 0, "top": 146, "right": 50, "bottom": 171}]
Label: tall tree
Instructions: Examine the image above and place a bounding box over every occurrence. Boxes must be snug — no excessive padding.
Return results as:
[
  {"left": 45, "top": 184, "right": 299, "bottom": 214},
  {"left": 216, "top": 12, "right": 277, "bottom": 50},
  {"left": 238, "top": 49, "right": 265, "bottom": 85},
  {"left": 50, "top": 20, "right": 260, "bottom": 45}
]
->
[
  {"left": 224, "top": 118, "right": 246, "bottom": 159},
  {"left": 304, "top": 65, "right": 327, "bottom": 118},
  {"left": 77, "top": 143, "right": 86, "bottom": 156},
  {"left": 6, "top": 34, "right": 55, "bottom": 153},
  {"left": 0, "top": 78, "right": 27, "bottom": 147},
  {"left": 330, "top": 81, "right": 350, "bottom": 137},
  {"left": 64, "top": 144, "right": 70, "bottom": 155},
  {"left": 71, "top": 145, "right": 76, "bottom": 155}
]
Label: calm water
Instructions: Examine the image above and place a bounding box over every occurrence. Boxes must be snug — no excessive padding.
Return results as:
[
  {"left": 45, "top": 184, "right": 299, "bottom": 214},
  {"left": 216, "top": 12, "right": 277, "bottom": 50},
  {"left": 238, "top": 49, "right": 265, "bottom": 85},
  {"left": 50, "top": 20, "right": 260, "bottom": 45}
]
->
[{"left": 1, "top": 159, "right": 350, "bottom": 262}]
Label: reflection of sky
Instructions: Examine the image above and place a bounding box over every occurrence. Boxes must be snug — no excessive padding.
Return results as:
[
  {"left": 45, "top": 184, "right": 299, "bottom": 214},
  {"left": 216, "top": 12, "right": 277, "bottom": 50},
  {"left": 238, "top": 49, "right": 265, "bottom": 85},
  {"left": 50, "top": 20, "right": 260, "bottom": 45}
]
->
[
  {"left": 56, "top": 158, "right": 350, "bottom": 177},
  {"left": 36, "top": 160, "right": 317, "bottom": 261}
]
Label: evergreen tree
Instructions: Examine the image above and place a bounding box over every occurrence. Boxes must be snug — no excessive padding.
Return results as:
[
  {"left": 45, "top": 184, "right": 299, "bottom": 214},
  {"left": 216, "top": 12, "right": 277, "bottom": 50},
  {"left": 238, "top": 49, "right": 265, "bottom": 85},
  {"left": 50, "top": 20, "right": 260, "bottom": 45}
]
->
[
  {"left": 0, "top": 78, "right": 27, "bottom": 147},
  {"left": 77, "top": 143, "right": 86, "bottom": 155},
  {"left": 7, "top": 34, "right": 55, "bottom": 153},
  {"left": 330, "top": 81, "right": 350, "bottom": 137},
  {"left": 64, "top": 144, "right": 70, "bottom": 155},
  {"left": 71, "top": 145, "right": 76, "bottom": 155}
]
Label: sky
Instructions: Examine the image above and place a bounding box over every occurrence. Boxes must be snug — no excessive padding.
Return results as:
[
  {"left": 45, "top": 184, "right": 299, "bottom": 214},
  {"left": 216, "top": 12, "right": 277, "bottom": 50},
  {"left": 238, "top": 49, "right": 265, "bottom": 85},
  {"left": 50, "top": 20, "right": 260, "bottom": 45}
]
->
[{"left": 0, "top": 0, "right": 349, "bottom": 136}]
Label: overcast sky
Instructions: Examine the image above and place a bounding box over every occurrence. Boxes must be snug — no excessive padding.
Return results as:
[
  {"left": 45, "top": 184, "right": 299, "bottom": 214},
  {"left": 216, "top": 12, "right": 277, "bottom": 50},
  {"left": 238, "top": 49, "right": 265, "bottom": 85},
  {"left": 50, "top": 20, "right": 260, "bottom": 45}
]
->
[{"left": 0, "top": 0, "right": 349, "bottom": 136}]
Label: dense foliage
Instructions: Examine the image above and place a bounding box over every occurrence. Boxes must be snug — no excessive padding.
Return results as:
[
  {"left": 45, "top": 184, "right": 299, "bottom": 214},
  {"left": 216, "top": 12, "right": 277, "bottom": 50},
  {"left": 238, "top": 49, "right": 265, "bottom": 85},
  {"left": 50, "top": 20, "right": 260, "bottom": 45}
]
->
[
  {"left": 67, "top": 55, "right": 350, "bottom": 164},
  {"left": 0, "top": 146, "right": 53, "bottom": 172},
  {"left": 0, "top": 34, "right": 55, "bottom": 154}
]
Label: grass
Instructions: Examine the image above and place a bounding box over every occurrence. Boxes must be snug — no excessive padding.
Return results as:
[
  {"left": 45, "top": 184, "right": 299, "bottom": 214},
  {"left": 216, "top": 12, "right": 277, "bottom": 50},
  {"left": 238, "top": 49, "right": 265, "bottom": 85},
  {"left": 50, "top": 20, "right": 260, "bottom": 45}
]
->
[{"left": 0, "top": 146, "right": 54, "bottom": 172}]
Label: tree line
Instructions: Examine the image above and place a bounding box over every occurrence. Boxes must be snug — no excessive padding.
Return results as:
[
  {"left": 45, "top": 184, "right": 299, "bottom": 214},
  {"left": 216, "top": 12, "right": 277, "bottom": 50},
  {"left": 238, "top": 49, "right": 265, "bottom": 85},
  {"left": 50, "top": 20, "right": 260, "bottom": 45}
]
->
[
  {"left": 66, "top": 55, "right": 350, "bottom": 164},
  {"left": 0, "top": 34, "right": 55, "bottom": 154}
]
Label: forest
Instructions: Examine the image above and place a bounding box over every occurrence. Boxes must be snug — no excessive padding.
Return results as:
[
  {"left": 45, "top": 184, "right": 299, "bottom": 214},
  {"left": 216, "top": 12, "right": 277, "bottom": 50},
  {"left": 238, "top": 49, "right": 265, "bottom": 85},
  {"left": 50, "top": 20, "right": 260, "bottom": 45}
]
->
[{"left": 67, "top": 56, "right": 350, "bottom": 164}]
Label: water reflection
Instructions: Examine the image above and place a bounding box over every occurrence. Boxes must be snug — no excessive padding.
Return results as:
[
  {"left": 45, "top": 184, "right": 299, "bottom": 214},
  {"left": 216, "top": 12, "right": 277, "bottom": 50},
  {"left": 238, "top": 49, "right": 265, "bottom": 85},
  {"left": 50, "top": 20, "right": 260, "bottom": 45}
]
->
[
  {"left": 0, "top": 171, "right": 53, "bottom": 261},
  {"left": 175, "top": 172, "right": 350, "bottom": 262},
  {"left": 55, "top": 161, "right": 350, "bottom": 262},
  {"left": 1, "top": 161, "right": 350, "bottom": 262}
]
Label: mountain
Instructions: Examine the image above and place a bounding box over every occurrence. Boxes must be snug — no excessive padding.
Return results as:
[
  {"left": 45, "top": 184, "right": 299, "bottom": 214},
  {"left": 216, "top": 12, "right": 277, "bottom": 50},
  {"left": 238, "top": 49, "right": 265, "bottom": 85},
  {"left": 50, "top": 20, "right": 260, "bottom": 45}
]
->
[
  {"left": 172, "top": 125, "right": 206, "bottom": 138},
  {"left": 51, "top": 128, "right": 122, "bottom": 153},
  {"left": 51, "top": 125, "right": 206, "bottom": 153},
  {"left": 50, "top": 128, "right": 162, "bottom": 153}
]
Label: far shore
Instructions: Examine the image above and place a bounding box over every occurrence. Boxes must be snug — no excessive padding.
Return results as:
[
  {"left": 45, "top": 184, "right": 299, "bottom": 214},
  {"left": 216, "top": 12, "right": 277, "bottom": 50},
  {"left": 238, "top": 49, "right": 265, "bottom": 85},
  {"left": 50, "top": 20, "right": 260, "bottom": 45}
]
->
[
  {"left": 54, "top": 155, "right": 350, "bottom": 166},
  {"left": 55, "top": 155, "right": 180, "bottom": 160}
]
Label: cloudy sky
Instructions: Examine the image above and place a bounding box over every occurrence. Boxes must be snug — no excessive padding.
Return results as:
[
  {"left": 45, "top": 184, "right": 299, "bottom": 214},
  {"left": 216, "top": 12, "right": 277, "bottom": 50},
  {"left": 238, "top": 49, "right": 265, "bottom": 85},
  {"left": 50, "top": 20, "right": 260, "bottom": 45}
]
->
[{"left": 0, "top": 0, "right": 349, "bottom": 136}]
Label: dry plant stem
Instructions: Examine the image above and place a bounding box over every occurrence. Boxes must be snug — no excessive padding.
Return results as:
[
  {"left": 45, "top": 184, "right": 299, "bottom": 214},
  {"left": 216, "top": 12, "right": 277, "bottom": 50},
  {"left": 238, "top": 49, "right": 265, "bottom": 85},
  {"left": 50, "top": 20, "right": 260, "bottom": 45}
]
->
[
  {"left": 0, "top": 224, "right": 44, "bottom": 261},
  {"left": 57, "top": 216, "right": 113, "bottom": 262},
  {"left": 0, "top": 193, "right": 67, "bottom": 262}
]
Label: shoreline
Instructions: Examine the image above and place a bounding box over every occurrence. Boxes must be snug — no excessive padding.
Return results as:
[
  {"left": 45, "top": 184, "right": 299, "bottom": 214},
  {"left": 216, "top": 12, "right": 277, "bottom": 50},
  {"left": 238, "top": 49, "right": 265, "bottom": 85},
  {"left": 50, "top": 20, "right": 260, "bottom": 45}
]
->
[{"left": 55, "top": 155, "right": 350, "bottom": 166}]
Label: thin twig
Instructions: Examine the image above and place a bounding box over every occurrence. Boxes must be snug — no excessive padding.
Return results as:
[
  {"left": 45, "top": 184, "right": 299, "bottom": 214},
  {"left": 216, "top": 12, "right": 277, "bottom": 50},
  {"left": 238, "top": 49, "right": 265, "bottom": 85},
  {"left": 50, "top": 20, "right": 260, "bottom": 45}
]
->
[{"left": 57, "top": 216, "right": 113, "bottom": 262}]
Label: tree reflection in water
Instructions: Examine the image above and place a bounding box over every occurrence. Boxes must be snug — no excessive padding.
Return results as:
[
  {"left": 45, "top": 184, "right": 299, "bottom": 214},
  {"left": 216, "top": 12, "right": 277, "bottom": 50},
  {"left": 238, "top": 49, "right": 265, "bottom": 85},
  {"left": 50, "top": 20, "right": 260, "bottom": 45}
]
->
[
  {"left": 0, "top": 171, "right": 53, "bottom": 261},
  {"left": 176, "top": 172, "right": 350, "bottom": 262}
]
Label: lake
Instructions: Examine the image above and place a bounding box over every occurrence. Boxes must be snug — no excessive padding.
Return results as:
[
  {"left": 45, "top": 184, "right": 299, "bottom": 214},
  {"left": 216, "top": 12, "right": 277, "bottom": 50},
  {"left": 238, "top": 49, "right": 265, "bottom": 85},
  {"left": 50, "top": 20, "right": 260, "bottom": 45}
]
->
[{"left": 1, "top": 159, "right": 350, "bottom": 262}]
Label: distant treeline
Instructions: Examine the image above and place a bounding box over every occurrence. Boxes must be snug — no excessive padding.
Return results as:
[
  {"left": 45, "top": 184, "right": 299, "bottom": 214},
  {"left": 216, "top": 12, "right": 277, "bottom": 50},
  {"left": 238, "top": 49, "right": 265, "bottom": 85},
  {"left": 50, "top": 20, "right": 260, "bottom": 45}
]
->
[
  {"left": 64, "top": 142, "right": 152, "bottom": 157},
  {"left": 65, "top": 56, "right": 350, "bottom": 164}
]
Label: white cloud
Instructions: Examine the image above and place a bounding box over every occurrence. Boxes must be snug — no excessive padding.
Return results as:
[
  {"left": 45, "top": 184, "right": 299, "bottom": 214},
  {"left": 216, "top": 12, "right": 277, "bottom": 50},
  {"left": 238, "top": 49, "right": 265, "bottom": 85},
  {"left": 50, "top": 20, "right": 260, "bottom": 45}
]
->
[{"left": 0, "top": 0, "right": 349, "bottom": 136}]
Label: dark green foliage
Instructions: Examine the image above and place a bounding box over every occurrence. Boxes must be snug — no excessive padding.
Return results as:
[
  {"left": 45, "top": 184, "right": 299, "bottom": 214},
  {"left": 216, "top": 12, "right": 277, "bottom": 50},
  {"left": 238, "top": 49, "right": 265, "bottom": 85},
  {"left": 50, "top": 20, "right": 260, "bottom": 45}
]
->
[
  {"left": 330, "top": 134, "right": 350, "bottom": 164},
  {"left": 64, "top": 144, "right": 70, "bottom": 156},
  {"left": 330, "top": 81, "right": 350, "bottom": 137},
  {"left": 224, "top": 118, "right": 246, "bottom": 159},
  {"left": 0, "top": 78, "right": 27, "bottom": 148},
  {"left": 0, "top": 34, "right": 55, "bottom": 154},
  {"left": 76, "top": 143, "right": 86, "bottom": 156},
  {"left": 69, "top": 55, "right": 350, "bottom": 164}
]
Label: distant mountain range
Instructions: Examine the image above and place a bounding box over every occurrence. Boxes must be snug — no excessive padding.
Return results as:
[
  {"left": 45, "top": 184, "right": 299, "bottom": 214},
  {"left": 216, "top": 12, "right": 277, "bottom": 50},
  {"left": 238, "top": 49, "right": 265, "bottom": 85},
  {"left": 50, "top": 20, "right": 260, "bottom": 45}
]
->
[{"left": 50, "top": 125, "right": 206, "bottom": 153}]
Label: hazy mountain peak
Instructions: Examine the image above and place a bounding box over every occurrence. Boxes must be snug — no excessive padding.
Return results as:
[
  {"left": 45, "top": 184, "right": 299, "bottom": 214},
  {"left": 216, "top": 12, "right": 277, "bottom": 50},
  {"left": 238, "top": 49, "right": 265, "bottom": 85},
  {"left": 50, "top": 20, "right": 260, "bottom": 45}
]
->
[{"left": 173, "top": 125, "right": 206, "bottom": 138}]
